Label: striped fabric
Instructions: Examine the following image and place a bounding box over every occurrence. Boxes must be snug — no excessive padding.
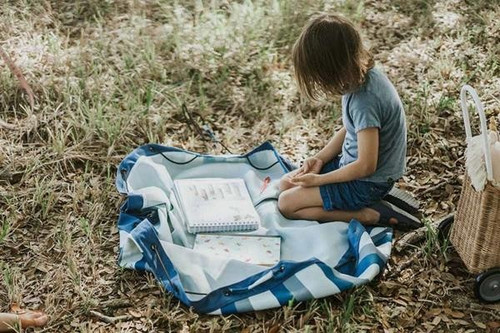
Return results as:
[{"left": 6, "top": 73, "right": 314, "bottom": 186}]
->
[{"left": 116, "top": 142, "right": 392, "bottom": 314}]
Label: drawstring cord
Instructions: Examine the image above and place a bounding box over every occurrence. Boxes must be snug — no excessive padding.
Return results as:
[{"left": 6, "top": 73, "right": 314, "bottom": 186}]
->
[
  {"left": 181, "top": 104, "right": 233, "bottom": 154},
  {"left": 151, "top": 244, "right": 175, "bottom": 292}
]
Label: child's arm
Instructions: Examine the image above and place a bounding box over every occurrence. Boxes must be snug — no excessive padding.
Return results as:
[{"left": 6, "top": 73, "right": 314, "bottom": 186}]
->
[
  {"left": 314, "top": 127, "right": 346, "bottom": 163},
  {"left": 292, "top": 128, "right": 379, "bottom": 186},
  {"left": 293, "top": 127, "right": 346, "bottom": 177}
]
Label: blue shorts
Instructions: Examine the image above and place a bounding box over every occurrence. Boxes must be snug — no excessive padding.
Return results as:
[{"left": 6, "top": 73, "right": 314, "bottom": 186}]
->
[{"left": 319, "top": 158, "right": 394, "bottom": 211}]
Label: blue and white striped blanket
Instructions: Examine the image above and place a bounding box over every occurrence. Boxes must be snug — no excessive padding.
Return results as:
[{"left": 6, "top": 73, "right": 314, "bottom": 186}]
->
[{"left": 116, "top": 142, "right": 392, "bottom": 314}]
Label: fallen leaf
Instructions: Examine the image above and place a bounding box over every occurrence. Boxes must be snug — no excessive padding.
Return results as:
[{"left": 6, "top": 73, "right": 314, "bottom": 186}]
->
[
  {"left": 268, "top": 324, "right": 280, "bottom": 333},
  {"left": 473, "top": 320, "right": 487, "bottom": 329},
  {"left": 452, "top": 319, "right": 470, "bottom": 326},
  {"left": 450, "top": 311, "right": 465, "bottom": 319},
  {"left": 394, "top": 299, "right": 407, "bottom": 306},
  {"left": 128, "top": 310, "right": 142, "bottom": 318},
  {"left": 426, "top": 308, "right": 442, "bottom": 317},
  {"left": 487, "top": 321, "right": 500, "bottom": 329},
  {"left": 432, "top": 316, "right": 442, "bottom": 326}
]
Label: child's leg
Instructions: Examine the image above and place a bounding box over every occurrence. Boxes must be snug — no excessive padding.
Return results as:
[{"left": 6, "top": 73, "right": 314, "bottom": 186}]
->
[{"left": 278, "top": 186, "right": 382, "bottom": 224}]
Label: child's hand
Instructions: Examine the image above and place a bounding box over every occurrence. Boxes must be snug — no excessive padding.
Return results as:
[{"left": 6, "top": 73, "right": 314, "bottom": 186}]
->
[
  {"left": 290, "top": 173, "right": 322, "bottom": 187},
  {"left": 296, "top": 157, "right": 324, "bottom": 176}
]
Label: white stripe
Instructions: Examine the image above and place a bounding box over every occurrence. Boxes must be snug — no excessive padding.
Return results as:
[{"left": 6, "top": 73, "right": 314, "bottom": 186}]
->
[
  {"left": 295, "top": 265, "right": 340, "bottom": 298},
  {"left": 359, "top": 243, "right": 376, "bottom": 262},
  {"left": 248, "top": 290, "right": 281, "bottom": 310},
  {"left": 208, "top": 309, "right": 222, "bottom": 315},
  {"left": 377, "top": 242, "right": 392, "bottom": 258},
  {"left": 388, "top": 187, "right": 420, "bottom": 208},
  {"left": 359, "top": 232, "right": 372, "bottom": 251},
  {"left": 382, "top": 200, "right": 421, "bottom": 224},
  {"left": 248, "top": 271, "right": 274, "bottom": 290},
  {"left": 369, "top": 227, "right": 388, "bottom": 238},
  {"left": 118, "top": 231, "right": 145, "bottom": 268}
]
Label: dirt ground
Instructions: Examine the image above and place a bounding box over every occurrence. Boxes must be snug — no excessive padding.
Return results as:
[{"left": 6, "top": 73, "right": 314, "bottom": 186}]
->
[{"left": 1, "top": 0, "right": 500, "bottom": 332}]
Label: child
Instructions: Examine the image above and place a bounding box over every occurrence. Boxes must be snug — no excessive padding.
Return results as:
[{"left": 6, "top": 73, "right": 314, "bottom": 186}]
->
[{"left": 278, "top": 14, "right": 421, "bottom": 230}]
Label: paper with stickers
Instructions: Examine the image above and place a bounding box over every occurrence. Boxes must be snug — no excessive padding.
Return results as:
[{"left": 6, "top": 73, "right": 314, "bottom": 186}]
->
[{"left": 193, "top": 234, "right": 281, "bottom": 266}]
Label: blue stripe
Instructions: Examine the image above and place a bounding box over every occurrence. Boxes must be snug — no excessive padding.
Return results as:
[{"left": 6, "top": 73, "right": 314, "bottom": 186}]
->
[
  {"left": 118, "top": 210, "right": 160, "bottom": 232},
  {"left": 373, "top": 232, "right": 392, "bottom": 248},
  {"left": 278, "top": 155, "right": 297, "bottom": 172},
  {"left": 190, "top": 260, "right": 316, "bottom": 313},
  {"left": 355, "top": 253, "right": 386, "bottom": 277},
  {"left": 220, "top": 302, "right": 237, "bottom": 315},
  {"left": 117, "top": 212, "right": 142, "bottom": 233},
  {"left": 133, "top": 256, "right": 149, "bottom": 271},
  {"left": 122, "top": 194, "right": 144, "bottom": 211},
  {"left": 130, "top": 220, "right": 191, "bottom": 306},
  {"left": 317, "top": 263, "right": 354, "bottom": 291},
  {"left": 348, "top": 220, "right": 365, "bottom": 259},
  {"left": 335, "top": 220, "right": 366, "bottom": 275},
  {"left": 336, "top": 254, "right": 356, "bottom": 275},
  {"left": 271, "top": 284, "right": 293, "bottom": 306}
]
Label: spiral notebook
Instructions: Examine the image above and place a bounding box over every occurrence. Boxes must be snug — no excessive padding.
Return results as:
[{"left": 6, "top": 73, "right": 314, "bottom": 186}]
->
[{"left": 174, "top": 178, "right": 261, "bottom": 234}]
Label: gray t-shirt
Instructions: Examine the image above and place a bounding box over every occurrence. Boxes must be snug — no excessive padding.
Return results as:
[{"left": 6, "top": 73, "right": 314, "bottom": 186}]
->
[{"left": 339, "top": 67, "right": 406, "bottom": 183}]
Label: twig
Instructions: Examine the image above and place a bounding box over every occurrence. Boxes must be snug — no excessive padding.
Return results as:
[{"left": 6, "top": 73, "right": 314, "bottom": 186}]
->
[
  {"left": 101, "top": 299, "right": 132, "bottom": 309},
  {"left": 0, "top": 119, "right": 15, "bottom": 130},
  {"left": 394, "top": 223, "right": 438, "bottom": 252},
  {"left": 0, "top": 45, "right": 35, "bottom": 109},
  {"left": 89, "top": 310, "right": 133, "bottom": 324},
  {"left": 417, "top": 298, "right": 439, "bottom": 305},
  {"left": 394, "top": 227, "right": 428, "bottom": 252},
  {"left": 394, "top": 214, "right": 453, "bottom": 252},
  {"left": 419, "top": 182, "right": 446, "bottom": 195},
  {"left": 454, "top": 307, "right": 500, "bottom": 320}
]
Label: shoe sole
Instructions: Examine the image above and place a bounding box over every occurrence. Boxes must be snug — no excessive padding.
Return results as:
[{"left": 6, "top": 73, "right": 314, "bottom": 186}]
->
[
  {"left": 380, "top": 200, "right": 422, "bottom": 230},
  {"left": 383, "top": 187, "right": 420, "bottom": 215}
]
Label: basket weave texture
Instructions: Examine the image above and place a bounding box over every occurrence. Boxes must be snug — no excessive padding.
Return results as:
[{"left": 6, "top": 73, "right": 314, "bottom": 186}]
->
[{"left": 450, "top": 176, "right": 500, "bottom": 274}]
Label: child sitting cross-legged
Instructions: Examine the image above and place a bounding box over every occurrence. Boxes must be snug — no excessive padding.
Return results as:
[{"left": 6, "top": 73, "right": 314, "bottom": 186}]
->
[{"left": 278, "top": 14, "right": 421, "bottom": 230}]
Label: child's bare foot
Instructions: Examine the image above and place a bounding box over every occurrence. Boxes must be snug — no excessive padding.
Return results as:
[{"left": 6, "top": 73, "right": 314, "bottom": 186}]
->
[
  {"left": 0, "top": 306, "right": 48, "bottom": 332},
  {"left": 18, "top": 311, "right": 48, "bottom": 329}
]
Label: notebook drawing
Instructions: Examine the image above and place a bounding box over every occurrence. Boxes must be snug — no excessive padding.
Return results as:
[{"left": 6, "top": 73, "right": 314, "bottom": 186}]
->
[
  {"left": 174, "top": 178, "right": 260, "bottom": 233},
  {"left": 193, "top": 234, "right": 281, "bottom": 266}
]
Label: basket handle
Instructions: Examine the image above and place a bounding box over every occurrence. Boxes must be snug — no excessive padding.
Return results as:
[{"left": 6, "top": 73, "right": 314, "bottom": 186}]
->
[{"left": 460, "top": 85, "right": 493, "bottom": 180}]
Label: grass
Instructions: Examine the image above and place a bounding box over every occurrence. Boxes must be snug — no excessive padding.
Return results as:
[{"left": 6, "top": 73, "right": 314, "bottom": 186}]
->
[{"left": 1, "top": 0, "right": 500, "bottom": 331}]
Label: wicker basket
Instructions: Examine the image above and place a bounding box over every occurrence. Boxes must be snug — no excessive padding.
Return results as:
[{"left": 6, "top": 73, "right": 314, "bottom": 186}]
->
[
  {"left": 451, "top": 177, "right": 500, "bottom": 274},
  {"left": 450, "top": 85, "right": 500, "bottom": 274}
]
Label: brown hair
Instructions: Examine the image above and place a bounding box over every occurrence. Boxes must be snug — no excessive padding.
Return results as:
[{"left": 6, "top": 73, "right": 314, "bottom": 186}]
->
[{"left": 292, "top": 14, "right": 374, "bottom": 99}]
